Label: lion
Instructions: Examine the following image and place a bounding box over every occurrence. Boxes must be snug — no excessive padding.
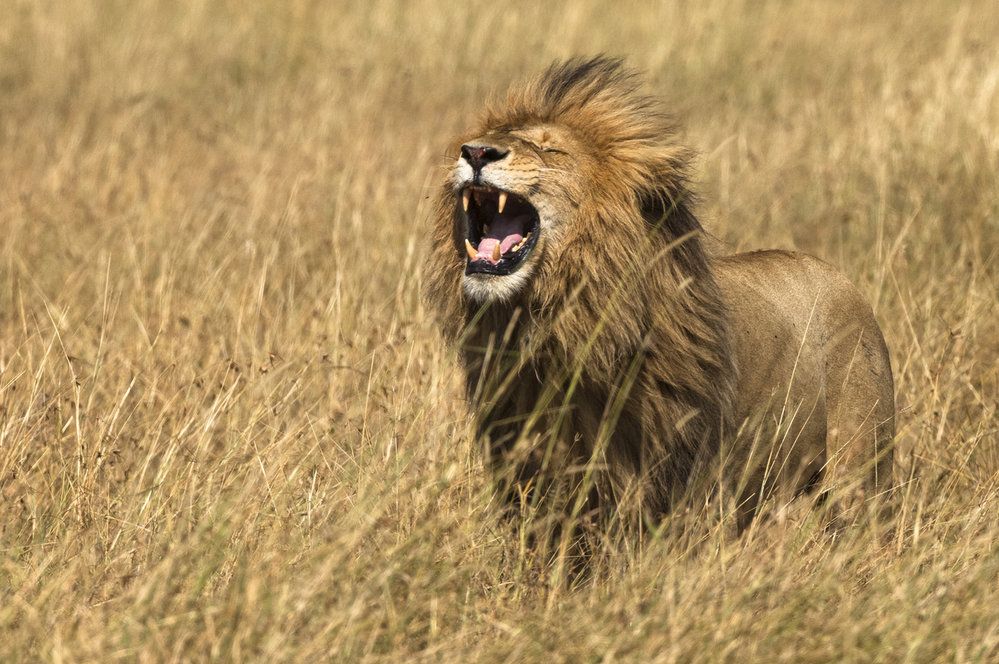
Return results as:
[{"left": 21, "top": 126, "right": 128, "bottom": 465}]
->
[{"left": 424, "top": 57, "right": 894, "bottom": 533}]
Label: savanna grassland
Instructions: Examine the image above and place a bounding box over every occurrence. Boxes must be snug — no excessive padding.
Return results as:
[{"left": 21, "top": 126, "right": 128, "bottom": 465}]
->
[{"left": 1, "top": 1, "right": 997, "bottom": 661}]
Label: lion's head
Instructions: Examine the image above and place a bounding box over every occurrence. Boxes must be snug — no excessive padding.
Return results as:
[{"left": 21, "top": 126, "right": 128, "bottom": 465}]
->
[{"left": 426, "top": 57, "right": 718, "bottom": 383}]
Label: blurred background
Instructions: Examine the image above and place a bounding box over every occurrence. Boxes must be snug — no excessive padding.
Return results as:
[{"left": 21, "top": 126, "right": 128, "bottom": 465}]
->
[{"left": 0, "top": 1, "right": 997, "bottom": 660}]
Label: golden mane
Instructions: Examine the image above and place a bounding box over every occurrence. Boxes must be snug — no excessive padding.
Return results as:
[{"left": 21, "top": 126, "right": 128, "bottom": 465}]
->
[{"left": 425, "top": 57, "right": 736, "bottom": 518}]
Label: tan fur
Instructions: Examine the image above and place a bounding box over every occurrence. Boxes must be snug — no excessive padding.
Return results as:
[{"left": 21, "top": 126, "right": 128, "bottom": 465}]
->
[{"left": 424, "top": 58, "right": 894, "bottom": 529}]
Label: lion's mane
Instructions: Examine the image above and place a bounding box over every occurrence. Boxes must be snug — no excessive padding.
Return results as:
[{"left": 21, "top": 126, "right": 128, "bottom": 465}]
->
[{"left": 425, "top": 57, "right": 737, "bottom": 518}]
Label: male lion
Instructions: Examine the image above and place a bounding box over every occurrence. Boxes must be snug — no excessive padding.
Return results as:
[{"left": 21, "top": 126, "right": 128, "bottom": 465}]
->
[{"left": 425, "top": 57, "right": 894, "bottom": 532}]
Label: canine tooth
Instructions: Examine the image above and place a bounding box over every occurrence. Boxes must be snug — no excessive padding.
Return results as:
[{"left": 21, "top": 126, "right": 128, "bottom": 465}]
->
[
  {"left": 464, "top": 239, "right": 477, "bottom": 261},
  {"left": 498, "top": 191, "right": 508, "bottom": 214},
  {"left": 491, "top": 243, "right": 501, "bottom": 262},
  {"left": 462, "top": 190, "right": 470, "bottom": 212}
]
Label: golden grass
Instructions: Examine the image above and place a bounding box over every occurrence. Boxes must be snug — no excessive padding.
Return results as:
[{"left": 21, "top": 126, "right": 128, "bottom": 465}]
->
[{"left": 1, "top": 1, "right": 997, "bottom": 661}]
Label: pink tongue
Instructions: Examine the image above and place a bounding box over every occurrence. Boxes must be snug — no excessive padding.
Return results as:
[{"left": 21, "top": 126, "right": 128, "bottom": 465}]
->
[{"left": 475, "top": 217, "right": 525, "bottom": 264}]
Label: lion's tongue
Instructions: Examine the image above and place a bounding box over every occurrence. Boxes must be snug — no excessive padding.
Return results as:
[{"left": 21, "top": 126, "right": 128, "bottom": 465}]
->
[{"left": 475, "top": 217, "right": 524, "bottom": 264}]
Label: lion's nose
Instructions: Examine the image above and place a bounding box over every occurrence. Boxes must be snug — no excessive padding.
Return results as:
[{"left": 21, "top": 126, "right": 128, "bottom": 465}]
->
[{"left": 460, "top": 144, "right": 509, "bottom": 173}]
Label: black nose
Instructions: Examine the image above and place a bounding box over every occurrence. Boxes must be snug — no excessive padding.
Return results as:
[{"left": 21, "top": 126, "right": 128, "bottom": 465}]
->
[{"left": 460, "top": 144, "right": 509, "bottom": 172}]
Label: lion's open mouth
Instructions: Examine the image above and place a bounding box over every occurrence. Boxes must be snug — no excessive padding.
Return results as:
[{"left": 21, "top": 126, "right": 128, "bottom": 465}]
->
[{"left": 461, "top": 185, "right": 540, "bottom": 276}]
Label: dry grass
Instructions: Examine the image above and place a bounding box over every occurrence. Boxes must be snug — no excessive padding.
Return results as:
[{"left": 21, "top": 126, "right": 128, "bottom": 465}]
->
[{"left": 1, "top": 1, "right": 997, "bottom": 661}]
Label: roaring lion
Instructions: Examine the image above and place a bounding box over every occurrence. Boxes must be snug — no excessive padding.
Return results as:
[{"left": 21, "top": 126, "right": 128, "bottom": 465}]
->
[{"left": 425, "top": 57, "right": 894, "bottom": 531}]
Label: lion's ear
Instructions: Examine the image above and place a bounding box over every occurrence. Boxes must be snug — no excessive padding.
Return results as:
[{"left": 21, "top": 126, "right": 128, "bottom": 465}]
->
[{"left": 638, "top": 188, "right": 702, "bottom": 239}]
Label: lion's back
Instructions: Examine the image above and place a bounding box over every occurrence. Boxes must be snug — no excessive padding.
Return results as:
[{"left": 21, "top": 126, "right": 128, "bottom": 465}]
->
[{"left": 714, "top": 249, "right": 886, "bottom": 342}]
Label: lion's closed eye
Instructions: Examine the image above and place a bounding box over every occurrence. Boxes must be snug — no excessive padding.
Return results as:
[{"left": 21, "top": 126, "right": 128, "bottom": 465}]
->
[
  {"left": 514, "top": 132, "right": 568, "bottom": 156},
  {"left": 527, "top": 139, "right": 570, "bottom": 157}
]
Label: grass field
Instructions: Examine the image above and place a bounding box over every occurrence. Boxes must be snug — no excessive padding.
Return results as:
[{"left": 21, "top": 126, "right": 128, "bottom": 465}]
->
[{"left": 1, "top": 1, "right": 998, "bottom": 661}]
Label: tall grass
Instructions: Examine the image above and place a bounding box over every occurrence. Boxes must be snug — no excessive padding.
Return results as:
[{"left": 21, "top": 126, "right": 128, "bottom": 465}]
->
[{"left": 0, "top": 1, "right": 996, "bottom": 661}]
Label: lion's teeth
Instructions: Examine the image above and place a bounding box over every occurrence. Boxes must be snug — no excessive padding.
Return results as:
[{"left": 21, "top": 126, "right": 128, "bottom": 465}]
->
[
  {"left": 491, "top": 243, "right": 501, "bottom": 262},
  {"left": 462, "top": 190, "right": 470, "bottom": 212},
  {"left": 512, "top": 232, "right": 531, "bottom": 252},
  {"left": 464, "top": 239, "right": 477, "bottom": 261},
  {"left": 498, "top": 191, "right": 507, "bottom": 214}
]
